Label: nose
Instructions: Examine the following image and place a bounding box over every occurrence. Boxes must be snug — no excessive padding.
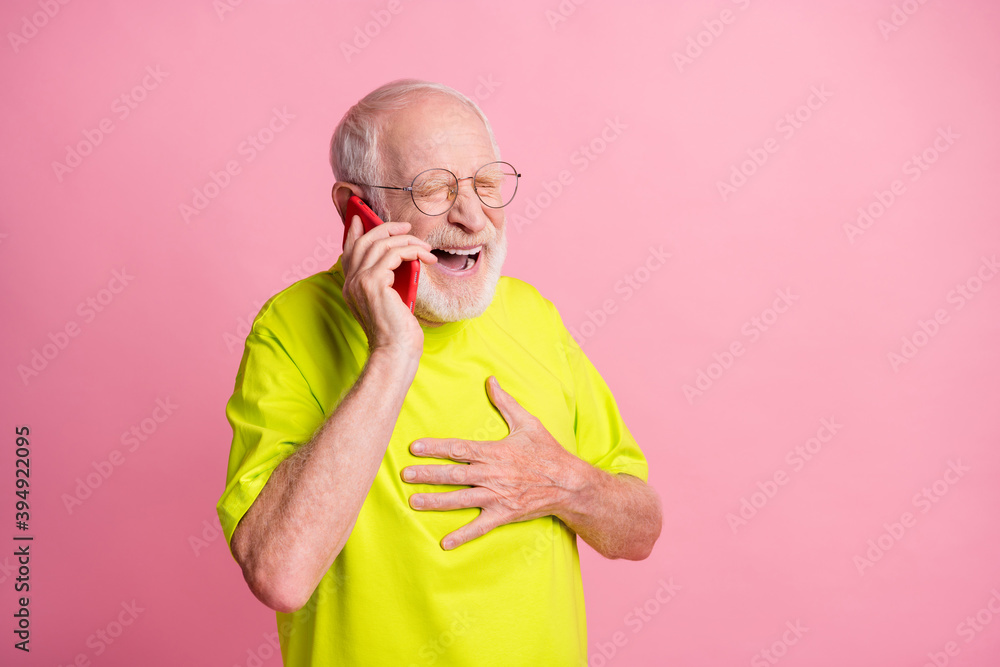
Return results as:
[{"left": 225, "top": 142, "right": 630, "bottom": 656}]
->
[{"left": 445, "top": 176, "right": 491, "bottom": 234}]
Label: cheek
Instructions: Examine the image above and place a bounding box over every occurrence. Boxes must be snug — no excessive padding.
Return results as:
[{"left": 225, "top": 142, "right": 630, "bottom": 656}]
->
[
  {"left": 387, "top": 196, "right": 428, "bottom": 227},
  {"left": 398, "top": 210, "right": 434, "bottom": 239},
  {"left": 411, "top": 220, "right": 437, "bottom": 243},
  {"left": 487, "top": 210, "right": 506, "bottom": 235}
]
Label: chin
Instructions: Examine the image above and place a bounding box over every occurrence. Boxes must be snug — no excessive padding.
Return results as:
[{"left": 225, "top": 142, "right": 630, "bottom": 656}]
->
[{"left": 414, "top": 232, "right": 507, "bottom": 323}]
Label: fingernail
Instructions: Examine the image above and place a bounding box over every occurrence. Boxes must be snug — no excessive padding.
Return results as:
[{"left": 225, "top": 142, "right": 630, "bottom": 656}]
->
[
  {"left": 403, "top": 468, "right": 415, "bottom": 481},
  {"left": 412, "top": 441, "right": 424, "bottom": 453},
  {"left": 442, "top": 539, "right": 454, "bottom": 550},
  {"left": 412, "top": 496, "right": 424, "bottom": 508}
]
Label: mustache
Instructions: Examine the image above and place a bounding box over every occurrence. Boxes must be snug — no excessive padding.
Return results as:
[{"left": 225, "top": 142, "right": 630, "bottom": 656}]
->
[
  {"left": 427, "top": 232, "right": 498, "bottom": 248},
  {"left": 431, "top": 221, "right": 506, "bottom": 249}
]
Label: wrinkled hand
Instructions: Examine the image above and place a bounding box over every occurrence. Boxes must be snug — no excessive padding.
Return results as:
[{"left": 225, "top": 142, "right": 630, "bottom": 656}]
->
[
  {"left": 401, "top": 376, "right": 585, "bottom": 550},
  {"left": 341, "top": 214, "right": 437, "bottom": 358}
]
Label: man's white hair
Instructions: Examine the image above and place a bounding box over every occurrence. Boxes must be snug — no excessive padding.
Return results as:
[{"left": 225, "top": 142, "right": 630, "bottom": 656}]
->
[{"left": 329, "top": 79, "right": 500, "bottom": 221}]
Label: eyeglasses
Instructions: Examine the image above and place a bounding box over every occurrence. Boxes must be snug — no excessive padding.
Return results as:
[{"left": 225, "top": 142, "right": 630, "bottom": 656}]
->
[{"left": 357, "top": 161, "right": 521, "bottom": 216}]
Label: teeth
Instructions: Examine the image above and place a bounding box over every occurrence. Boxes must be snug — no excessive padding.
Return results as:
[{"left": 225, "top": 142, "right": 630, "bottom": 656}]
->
[{"left": 437, "top": 246, "right": 482, "bottom": 256}]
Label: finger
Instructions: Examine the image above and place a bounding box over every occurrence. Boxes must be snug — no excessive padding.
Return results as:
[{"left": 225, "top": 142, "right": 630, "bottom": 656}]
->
[
  {"left": 485, "top": 376, "right": 531, "bottom": 432},
  {"left": 349, "top": 220, "right": 407, "bottom": 266},
  {"left": 353, "top": 227, "right": 434, "bottom": 273},
  {"left": 409, "top": 487, "right": 489, "bottom": 512},
  {"left": 440, "top": 509, "right": 506, "bottom": 550},
  {"left": 365, "top": 238, "right": 437, "bottom": 273},
  {"left": 411, "top": 438, "right": 483, "bottom": 463},
  {"left": 342, "top": 215, "right": 363, "bottom": 272},
  {"left": 401, "top": 463, "right": 477, "bottom": 486}
]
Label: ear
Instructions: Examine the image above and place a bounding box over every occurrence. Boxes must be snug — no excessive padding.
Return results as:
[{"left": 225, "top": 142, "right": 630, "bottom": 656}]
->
[{"left": 332, "top": 182, "right": 365, "bottom": 222}]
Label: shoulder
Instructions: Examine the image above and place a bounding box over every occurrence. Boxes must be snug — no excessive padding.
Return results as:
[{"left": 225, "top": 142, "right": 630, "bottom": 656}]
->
[
  {"left": 484, "top": 275, "right": 567, "bottom": 336},
  {"left": 248, "top": 269, "right": 346, "bottom": 341},
  {"left": 496, "top": 274, "right": 560, "bottom": 308}
]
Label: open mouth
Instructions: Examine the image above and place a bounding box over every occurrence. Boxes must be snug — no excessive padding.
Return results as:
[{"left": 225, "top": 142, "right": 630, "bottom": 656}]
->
[{"left": 430, "top": 245, "right": 482, "bottom": 272}]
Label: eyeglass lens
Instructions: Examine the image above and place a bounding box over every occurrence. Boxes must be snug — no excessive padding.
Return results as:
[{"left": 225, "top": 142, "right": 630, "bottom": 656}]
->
[{"left": 410, "top": 161, "right": 518, "bottom": 215}]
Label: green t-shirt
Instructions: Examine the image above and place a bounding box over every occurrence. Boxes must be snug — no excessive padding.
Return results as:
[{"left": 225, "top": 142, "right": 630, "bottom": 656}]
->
[{"left": 217, "top": 257, "right": 648, "bottom": 666}]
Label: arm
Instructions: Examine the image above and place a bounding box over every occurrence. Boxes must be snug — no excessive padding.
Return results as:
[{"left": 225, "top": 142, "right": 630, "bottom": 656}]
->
[
  {"left": 555, "top": 466, "right": 662, "bottom": 560},
  {"left": 230, "top": 208, "right": 437, "bottom": 614},
  {"left": 231, "top": 347, "right": 418, "bottom": 613},
  {"left": 403, "top": 376, "right": 662, "bottom": 559}
]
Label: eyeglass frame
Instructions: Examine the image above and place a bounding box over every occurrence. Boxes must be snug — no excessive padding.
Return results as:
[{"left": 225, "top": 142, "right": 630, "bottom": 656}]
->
[{"left": 354, "top": 160, "right": 522, "bottom": 217}]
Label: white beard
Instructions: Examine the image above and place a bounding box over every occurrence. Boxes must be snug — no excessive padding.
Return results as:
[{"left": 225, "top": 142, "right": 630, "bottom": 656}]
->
[{"left": 413, "top": 225, "right": 507, "bottom": 324}]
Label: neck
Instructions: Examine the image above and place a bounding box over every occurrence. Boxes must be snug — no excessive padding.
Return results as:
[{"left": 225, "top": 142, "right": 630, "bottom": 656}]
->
[{"left": 416, "top": 314, "right": 443, "bottom": 328}]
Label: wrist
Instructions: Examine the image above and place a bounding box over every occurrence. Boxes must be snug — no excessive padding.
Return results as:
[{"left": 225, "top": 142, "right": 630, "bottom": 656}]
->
[
  {"left": 553, "top": 456, "right": 606, "bottom": 528},
  {"left": 367, "top": 345, "right": 421, "bottom": 382}
]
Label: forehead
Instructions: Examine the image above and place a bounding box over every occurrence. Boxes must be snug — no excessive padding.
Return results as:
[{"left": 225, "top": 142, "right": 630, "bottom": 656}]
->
[{"left": 381, "top": 93, "right": 497, "bottom": 179}]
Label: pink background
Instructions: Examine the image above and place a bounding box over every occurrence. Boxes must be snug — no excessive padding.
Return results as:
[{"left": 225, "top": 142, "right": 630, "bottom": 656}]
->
[{"left": 3, "top": 0, "right": 999, "bottom": 665}]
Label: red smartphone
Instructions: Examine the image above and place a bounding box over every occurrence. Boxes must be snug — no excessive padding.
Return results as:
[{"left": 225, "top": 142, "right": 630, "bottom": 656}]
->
[{"left": 342, "top": 195, "right": 420, "bottom": 313}]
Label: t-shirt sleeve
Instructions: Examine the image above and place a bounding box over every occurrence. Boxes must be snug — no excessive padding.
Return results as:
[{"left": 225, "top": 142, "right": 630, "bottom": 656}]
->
[
  {"left": 216, "top": 330, "right": 326, "bottom": 555},
  {"left": 549, "top": 302, "right": 649, "bottom": 483}
]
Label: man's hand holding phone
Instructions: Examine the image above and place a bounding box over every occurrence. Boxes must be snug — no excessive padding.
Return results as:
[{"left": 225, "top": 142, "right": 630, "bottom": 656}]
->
[{"left": 340, "top": 210, "right": 437, "bottom": 361}]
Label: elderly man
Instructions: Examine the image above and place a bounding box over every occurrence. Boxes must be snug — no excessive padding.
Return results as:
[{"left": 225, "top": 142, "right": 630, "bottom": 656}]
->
[{"left": 218, "top": 79, "right": 662, "bottom": 666}]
